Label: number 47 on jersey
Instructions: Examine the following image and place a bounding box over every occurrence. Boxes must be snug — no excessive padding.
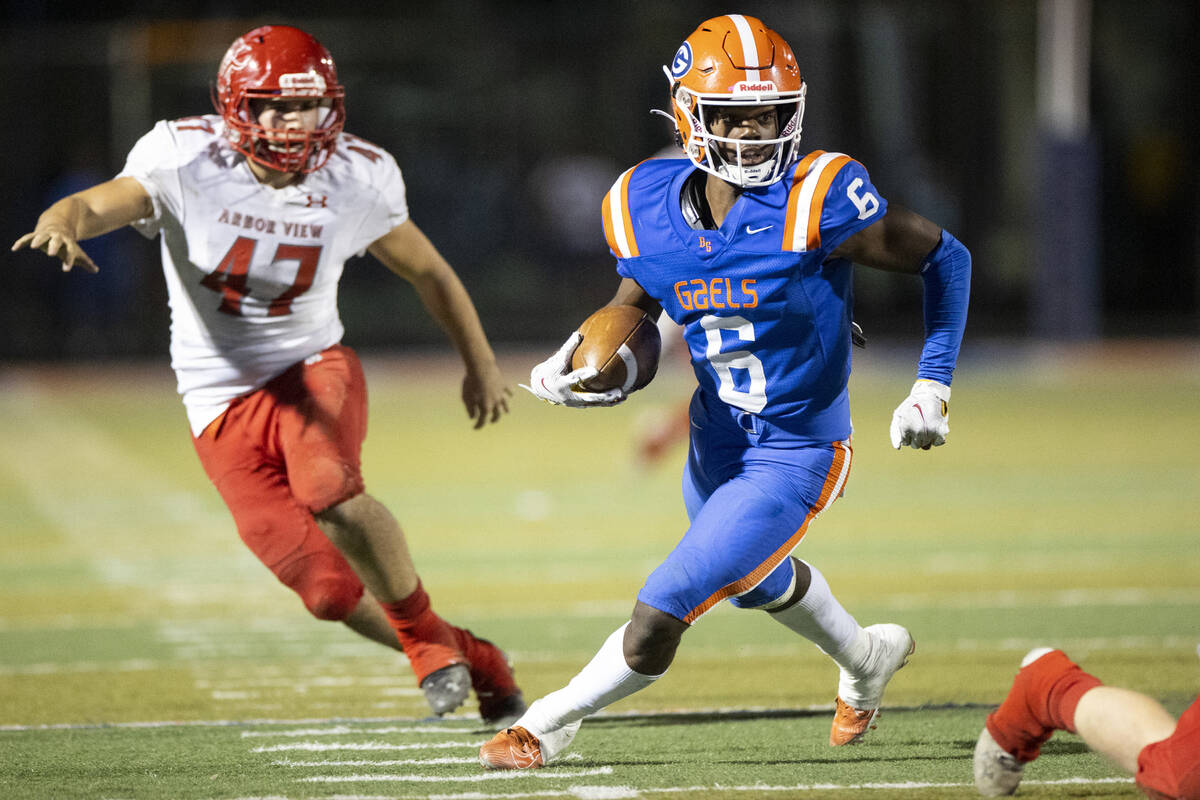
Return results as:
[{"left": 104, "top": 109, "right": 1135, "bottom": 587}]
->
[{"left": 201, "top": 236, "right": 323, "bottom": 316}]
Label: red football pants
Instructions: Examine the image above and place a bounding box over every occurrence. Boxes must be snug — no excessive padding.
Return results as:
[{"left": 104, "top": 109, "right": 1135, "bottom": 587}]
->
[{"left": 192, "top": 344, "right": 367, "bottom": 620}]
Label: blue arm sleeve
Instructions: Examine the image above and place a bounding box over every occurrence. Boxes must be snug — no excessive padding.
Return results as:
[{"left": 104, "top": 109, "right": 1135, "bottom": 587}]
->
[{"left": 917, "top": 230, "right": 971, "bottom": 385}]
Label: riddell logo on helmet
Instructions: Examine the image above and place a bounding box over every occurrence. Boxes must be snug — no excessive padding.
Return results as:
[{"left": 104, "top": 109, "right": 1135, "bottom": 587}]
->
[
  {"left": 279, "top": 71, "right": 327, "bottom": 95},
  {"left": 732, "top": 81, "right": 778, "bottom": 94}
]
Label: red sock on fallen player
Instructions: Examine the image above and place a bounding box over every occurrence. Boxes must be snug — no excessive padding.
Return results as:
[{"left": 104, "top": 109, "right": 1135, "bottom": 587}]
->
[
  {"left": 1136, "top": 694, "right": 1200, "bottom": 800},
  {"left": 379, "top": 581, "right": 464, "bottom": 683},
  {"left": 986, "top": 649, "right": 1103, "bottom": 762},
  {"left": 452, "top": 627, "right": 520, "bottom": 713}
]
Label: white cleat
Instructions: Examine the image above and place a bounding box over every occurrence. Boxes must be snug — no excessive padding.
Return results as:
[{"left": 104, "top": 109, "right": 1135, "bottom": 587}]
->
[
  {"left": 972, "top": 646, "right": 1058, "bottom": 794},
  {"left": 830, "top": 623, "right": 915, "bottom": 745},
  {"left": 974, "top": 725, "right": 1024, "bottom": 796}
]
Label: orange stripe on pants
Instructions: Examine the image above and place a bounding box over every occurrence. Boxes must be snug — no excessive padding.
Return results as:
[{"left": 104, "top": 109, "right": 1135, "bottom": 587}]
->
[{"left": 681, "top": 440, "right": 852, "bottom": 624}]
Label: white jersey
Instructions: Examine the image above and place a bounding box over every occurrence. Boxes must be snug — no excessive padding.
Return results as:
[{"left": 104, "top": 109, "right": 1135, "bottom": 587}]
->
[{"left": 118, "top": 114, "right": 409, "bottom": 435}]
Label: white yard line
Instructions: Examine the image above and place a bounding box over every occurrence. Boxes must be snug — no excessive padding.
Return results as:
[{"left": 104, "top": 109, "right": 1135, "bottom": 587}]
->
[
  {"left": 210, "top": 776, "right": 1134, "bottom": 800},
  {"left": 244, "top": 725, "right": 480, "bottom": 738},
  {"left": 273, "top": 757, "right": 480, "bottom": 766},
  {"left": 273, "top": 754, "right": 585, "bottom": 768},
  {"left": 0, "top": 716, "right": 484, "bottom": 732},
  {"left": 640, "top": 777, "right": 1136, "bottom": 795},
  {"left": 422, "top": 776, "right": 1132, "bottom": 799},
  {"left": 297, "top": 767, "right": 614, "bottom": 783},
  {"left": 253, "top": 740, "right": 487, "bottom": 753}
]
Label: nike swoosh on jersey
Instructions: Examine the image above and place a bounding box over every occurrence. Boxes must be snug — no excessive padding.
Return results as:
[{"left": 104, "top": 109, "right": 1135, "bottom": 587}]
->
[{"left": 745, "top": 225, "right": 774, "bottom": 234}]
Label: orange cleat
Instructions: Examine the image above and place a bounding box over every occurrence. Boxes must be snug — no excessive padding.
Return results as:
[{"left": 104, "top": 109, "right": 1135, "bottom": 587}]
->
[
  {"left": 829, "top": 696, "right": 880, "bottom": 745},
  {"left": 479, "top": 726, "right": 544, "bottom": 769},
  {"left": 829, "top": 624, "right": 915, "bottom": 745}
]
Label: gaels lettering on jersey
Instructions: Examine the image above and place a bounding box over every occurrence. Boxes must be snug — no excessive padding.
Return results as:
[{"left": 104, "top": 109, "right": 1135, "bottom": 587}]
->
[
  {"left": 216, "top": 208, "right": 324, "bottom": 239},
  {"left": 674, "top": 277, "right": 758, "bottom": 311}
]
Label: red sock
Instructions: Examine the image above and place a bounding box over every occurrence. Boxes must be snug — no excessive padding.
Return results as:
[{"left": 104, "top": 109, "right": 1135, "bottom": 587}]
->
[
  {"left": 454, "top": 628, "right": 518, "bottom": 692},
  {"left": 379, "top": 582, "right": 465, "bottom": 684},
  {"left": 986, "top": 649, "right": 1103, "bottom": 762},
  {"left": 1136, "top": 694, "right": 1200, "bottom": 800},
  {"left": 452, "top": 627, "right": 522, "bottom": 720}
]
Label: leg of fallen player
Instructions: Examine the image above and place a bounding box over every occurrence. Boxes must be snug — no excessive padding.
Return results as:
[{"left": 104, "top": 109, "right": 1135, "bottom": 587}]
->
[{"left": 975, "top": 648, "right": 1198, "bottom": 798}]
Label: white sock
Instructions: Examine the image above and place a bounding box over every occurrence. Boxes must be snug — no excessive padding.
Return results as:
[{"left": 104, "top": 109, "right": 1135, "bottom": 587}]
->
[
  {"left": 767, "top": 560, "right": 865, "bottom": 671},
  {"left": 514, "top": 622, "right": 663, "bottom": 737}
]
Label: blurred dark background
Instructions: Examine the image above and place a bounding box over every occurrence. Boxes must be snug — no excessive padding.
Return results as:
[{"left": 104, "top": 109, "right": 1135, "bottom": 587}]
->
[{"left": 2, "top": 0, "right": 1197, "bottom": 359}]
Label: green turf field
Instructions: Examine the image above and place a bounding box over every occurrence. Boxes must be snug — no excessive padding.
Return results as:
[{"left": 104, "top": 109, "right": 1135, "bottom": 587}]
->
[{"left": 1, "top": 343, "right": 1197, "bottom": 799}]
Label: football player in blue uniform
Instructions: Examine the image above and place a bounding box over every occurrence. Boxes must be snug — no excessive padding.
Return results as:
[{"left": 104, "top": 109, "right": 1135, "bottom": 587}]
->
[{"left": 482, "top": 13, "right": 971, "bottom": 768}]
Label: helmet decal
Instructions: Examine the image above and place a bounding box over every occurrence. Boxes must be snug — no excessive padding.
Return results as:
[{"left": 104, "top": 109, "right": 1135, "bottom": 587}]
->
[
  {"left": 670, "top": 42, "right": 693, "bottom": 78},
  {"left": 278, "top": 71, "right": 328, "bottom": 95},
  {"left": 731, "top": 80, "right": 778, "bottom": 94},
  {"left": 217, "top": 38, "right": 255, "bottom": 78}
]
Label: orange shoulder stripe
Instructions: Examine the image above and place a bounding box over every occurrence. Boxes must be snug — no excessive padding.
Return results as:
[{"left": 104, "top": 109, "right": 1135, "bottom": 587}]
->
[
  {"left": 601, "top": 165, "right": 641, "bottom": 259},
  {"left": 782, "top": 152, "right": 852, "bottom": 252},
  {"left": 805, "top": 155, "right": 852, "bottom": 251},
  {"left": 782, "top": 151, "right": 825, "bottom": 247}
]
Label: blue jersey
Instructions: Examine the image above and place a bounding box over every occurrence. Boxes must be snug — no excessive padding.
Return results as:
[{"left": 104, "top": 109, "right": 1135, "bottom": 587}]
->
[{"left": 602, "top": 151, "right": 887, "bottom": 444}]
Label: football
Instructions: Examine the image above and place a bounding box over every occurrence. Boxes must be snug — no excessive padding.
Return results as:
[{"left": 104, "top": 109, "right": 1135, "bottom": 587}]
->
[{"left": 570, "top": 304, "right": 662, "bottom": 393}]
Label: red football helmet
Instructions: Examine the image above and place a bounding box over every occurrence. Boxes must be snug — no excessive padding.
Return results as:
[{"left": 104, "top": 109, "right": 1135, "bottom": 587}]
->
[
  {"left": 214, "top": 25, "right": 346, "bottom": 174},
  {"left": 663, "top": 15, "right": 806, "bottom": 187}
]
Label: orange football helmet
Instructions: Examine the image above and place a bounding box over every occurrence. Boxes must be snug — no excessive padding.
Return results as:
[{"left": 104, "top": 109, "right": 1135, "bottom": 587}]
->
[
  {"left": 214, "top": 25, "right": 346, "bottom": 174},
  {"left": 663, "top": 14, "right": 806, "bottom": 187}
]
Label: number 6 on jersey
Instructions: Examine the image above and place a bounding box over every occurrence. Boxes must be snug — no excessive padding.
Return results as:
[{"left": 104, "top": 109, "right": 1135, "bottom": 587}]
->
[{"left": 701, "top": 314, "right": 767, "bottom": 413}]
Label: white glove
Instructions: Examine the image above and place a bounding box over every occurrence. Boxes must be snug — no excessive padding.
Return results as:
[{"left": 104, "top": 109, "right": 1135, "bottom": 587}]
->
[
  {"left": 889, "top": 379, "right": 951, "bottom": 450},
  {"left": 520, "top": 332, "right": 626, "bottom": 408}
]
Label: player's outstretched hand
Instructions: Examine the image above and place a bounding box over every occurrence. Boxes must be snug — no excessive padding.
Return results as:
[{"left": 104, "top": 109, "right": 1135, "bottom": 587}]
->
[
  {"left": 889, "top": 379, "right": 951, "bottom": 450},
  {"left": 11, "top": 227, "right": 99, "bottom": 274},
  {"left": 462, "top": 361, "right": 512, "bottom": 429},
  {"left": 520, "top": 332, "right": 626, "bottom": 408}
]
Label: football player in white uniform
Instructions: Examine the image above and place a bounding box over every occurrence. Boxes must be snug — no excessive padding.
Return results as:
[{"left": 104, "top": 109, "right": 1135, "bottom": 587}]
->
[{"left": 12, "top": 24, "right": 524, "bottom": 726}]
